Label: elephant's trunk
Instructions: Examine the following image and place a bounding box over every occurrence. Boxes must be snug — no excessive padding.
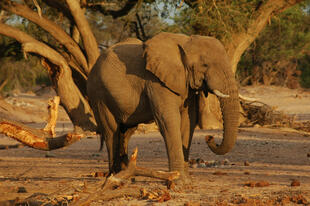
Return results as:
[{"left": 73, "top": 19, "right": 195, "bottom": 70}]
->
[{"left": 206, "top": 85, "right": 239, "bottom": 155}]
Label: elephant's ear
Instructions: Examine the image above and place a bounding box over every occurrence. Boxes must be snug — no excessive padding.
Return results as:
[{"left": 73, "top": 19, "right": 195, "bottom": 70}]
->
[{"left": 144, "top": 32, "right": 189, "bottom": 96}]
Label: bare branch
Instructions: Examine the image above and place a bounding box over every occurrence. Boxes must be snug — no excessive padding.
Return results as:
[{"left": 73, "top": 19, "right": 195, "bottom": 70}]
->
[
  {"left": 0, "top": 119, "right": 84, "bottom": 151},
  {"left": 66, "top": 0, "right": 99, "bottom": 71},
  {"left": 0, "top": 1, "right": 89, "bottom": 73},
  {"left": 72, "top": 148, "right": 179, "bottom": 205},
  {"left": 32, "top": 0, "right": 42, "bottom": 17},
  {"left": 0, "top": 22, "right": 97, "bottom": 132},
  {"left": 43, "top": 96, "right": 60, "bottom": 137},
  {"left": 0, "top": 22, "right": 69, "bottom": 69}
]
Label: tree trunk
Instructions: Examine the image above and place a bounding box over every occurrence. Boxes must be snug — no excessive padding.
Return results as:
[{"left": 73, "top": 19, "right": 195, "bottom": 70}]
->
[
  {"left": 199, "top": 0, "right": 304, "bottom": 129},
  {"left": 42, "top": 59, "right": 97, "bottom": 132}
]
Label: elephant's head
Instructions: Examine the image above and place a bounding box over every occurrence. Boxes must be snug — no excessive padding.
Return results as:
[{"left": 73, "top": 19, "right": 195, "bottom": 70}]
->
[{"left": 144, "top": 32, "right": 239, "bottom": 155}]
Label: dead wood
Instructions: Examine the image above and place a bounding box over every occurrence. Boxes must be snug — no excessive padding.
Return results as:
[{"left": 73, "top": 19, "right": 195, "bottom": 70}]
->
[
  {"left": 66, "top": 0, "right": 99, "bottom": 71},
  {"left": 240, "top": 99, "right": 295, "bottom": 127},
  {"left": 240, "top": 98, "right": 310, "bottom": 135},
  {"left": 72, "top": 148, "right": 180, "bottom": 205},
  {"left": 0, "top": 96, "right": 85, "bottom": 150},
  {"left": 0, "top": 119, "right": 84, "bottom": 151},
  {"left": 43, "top": 96, "right": 60, "bottom": 137}
]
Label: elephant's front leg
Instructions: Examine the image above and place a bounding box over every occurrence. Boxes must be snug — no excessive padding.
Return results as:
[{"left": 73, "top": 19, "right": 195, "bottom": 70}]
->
[{"left": 147, "top": 84, "right": 186, "bottom": 180}]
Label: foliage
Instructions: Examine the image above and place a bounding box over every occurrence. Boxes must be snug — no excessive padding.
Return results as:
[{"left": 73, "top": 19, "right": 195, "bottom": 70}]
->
[
  {"left": 0, "top": 56, "right": 49, "bottom": 94},
  {"left": 0, "top": 32, "right": 49, "bottom": 95},
  {"left": 167, "top": 0, "right": 267, "bottom": 40},
  {"left": 0, "top": 1, "right": 167, "bottom": 94},
  {"left": 298, "top": 55, "right": 310, "bottom": 88},
  {"left": 88, "top": 1, "right": 167, "bottom": 46},
  {"left": 237, "top": 2, "right": 310, "bottom": 88}
]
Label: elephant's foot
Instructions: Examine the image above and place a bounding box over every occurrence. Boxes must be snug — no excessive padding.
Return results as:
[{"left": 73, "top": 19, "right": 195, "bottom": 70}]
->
[
  {"left": 167, "top": 168, "right": 192, "bottom": 189},
  {"left": 167, "top": 173, "right": 192, "bottom": 191}
]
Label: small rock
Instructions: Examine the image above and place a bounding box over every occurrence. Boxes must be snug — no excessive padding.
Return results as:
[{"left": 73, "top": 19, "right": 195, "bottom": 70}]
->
[
  {"left": 91, "top": 153, "right": 100, "bottom": 157},
  {"left": 95, "top": 171, "right": 107, "bottom": 177},
  {"left": 166, "top": 180, "right": 175, "bottom": 190},
  {"left": 244, "top": 181, "right": 270, "bottom": 187},
  {"left": 222, "top": 159, "right": 230, "bottom": 165},
  {"left": 45, "top": 152, "right": 56, "bottom": 158},
  {"left": 196, "top": 158, "right": 204, "bottom": 164},
  {"left": 198, "top": 163, "right": 206, "bottom": 168},
  {"left": 291, "top": 179, "right": 300, "bottom": 187},
  {"left": 244, "top": 171, "right": 250, "bottom": 175},
  {"left": 213, "top": 171, "right": 227, "bottom": 176},
  {"left": 244, "top": 182, "right": 255, "bottom": 187},
  {"left": 17, "top": 187, "right": 27, "bottom": 193},
  {"left": 255, "top": 181, "right": 270, "bottom": 187},
  {"left": 254, "top": 124, "right": 261, "bottom": 128},
  {"left": 244, "top": 161, "right": 250, "bottom": 166},
  {"left": 307, "top": 153, "right": 310, "bottom": 158}
]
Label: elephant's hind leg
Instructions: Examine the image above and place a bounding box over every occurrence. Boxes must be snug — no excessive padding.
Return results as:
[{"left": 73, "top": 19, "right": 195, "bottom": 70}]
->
[
  {"left": 119, "top": 125, "right": 137, "bottom": 169},
  {"left": 181, "top": 93, "right": 199, "bottom": 175},
  {"left": 93, "top": 103, "right": 124, "bottom": 173}
]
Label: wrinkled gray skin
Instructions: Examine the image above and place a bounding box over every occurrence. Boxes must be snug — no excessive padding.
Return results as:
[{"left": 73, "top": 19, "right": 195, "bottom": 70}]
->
[{"left": 87, "top": 32, "right": 239, "bottom": 180}]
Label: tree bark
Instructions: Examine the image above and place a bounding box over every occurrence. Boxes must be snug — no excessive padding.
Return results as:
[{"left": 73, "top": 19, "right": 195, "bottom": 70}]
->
[
  {"left": 0, "top": 23, "right": 97, "bottom": 132},
  {"left": 198, "top": 0, "right": 304, "bottom": 129},
  {"left": 0, "top": 119, "right": 84, "bottom": 150},
  {"left": 0, "top": 1, "right": 89, "bottom": 72},
  {"left": 66, "top": 0, "right": 99, "bottom": 71},
  {"left": 224, "top": 0, "right": 304, "bottom": 73}
]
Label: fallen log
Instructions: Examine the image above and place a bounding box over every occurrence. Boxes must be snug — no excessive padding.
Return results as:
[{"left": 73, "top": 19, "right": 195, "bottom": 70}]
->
[
  {"left": 0, "top": 119, "right": 84, "bottom": 150},
  {"left": 72, "top": 148, "right": 179, "bottom": 205},
  {"left": 0, "top": 96, "right": 85, "bottom": 150}
]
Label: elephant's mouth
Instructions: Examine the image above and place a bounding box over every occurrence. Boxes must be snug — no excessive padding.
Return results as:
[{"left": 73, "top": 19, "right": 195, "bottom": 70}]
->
[{"left": 202, "top": 81, "right": 229, "bottom": 99}]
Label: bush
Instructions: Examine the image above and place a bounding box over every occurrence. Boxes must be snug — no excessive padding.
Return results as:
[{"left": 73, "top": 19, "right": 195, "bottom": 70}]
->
[{"left": 299, "top": 55, "right": 310, "bottom": 88}]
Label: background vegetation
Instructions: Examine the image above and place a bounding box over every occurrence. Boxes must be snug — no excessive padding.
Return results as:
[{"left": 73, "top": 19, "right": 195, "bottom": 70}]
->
[{"left": 0, "top": 0, "right": 310, "bottom": 96}]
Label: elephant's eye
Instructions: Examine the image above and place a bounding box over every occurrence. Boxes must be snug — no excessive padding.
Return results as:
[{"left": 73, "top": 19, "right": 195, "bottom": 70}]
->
[{"left": 202, "top": 63, "right": 208, "bottom": 67}]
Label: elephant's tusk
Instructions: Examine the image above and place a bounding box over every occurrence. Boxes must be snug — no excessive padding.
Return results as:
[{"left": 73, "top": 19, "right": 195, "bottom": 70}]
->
[
  {"left": 213, "top": 90, "right": 230, "bottom": 98},
  {"left": 239, "top": 94, "right": 257, "bottom": 102}
]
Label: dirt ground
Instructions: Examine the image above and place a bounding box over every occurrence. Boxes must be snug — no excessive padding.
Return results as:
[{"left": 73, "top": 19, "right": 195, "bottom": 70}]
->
[{"left": 0, "top": 86, "right": 310, "bottom": 205}]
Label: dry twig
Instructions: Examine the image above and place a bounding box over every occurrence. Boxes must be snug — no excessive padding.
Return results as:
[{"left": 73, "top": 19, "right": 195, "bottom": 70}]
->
[{"left": 72, "top": 148, "right": 179, "bottom": 205}]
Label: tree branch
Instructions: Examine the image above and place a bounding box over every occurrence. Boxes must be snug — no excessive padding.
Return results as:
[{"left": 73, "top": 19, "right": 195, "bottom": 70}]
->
[
  {"left": 72, "top": 148, "right": 179, "bottom": 205},
  {"left": 86, "top": 0, "right": 142, "bottom": 19},
  {"left": 0, "top": 1, "right": 89, "bottom": 73},
  {"left": 0, "top": 22, "right": 97, "bottom": 132},
  {"left": 224, "top": 0, "right": 304, "bottom": 73},
  {"left": 43, "top": 96, "right": 60, "bottom": 137},
  {"left": 0, "top": 119, "right": 84, "bottom": 150},
  {"left": 66, "top": 0, "right": 99, "bottom": 71}
]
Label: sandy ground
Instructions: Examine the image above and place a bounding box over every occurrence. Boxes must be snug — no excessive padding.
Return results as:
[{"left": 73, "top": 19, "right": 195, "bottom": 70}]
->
[{"left": 0, "top": 86, "right": 309, "bottom": 205}]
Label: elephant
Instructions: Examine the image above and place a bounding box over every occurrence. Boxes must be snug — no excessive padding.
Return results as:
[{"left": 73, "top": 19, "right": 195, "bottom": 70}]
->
[{"left": 87, "top": 32, "right": 239, "bottom": 181}]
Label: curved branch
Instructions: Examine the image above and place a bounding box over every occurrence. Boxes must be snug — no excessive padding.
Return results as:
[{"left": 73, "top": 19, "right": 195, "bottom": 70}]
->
[
  {"left": 0, "top": 119, "right": 84, "bottom": 151},
  {"left": 0, "top": 22, "right": 68, "bottom": 68},
  {"left": 224, "top": 0, "right": 305, "bottom": 73},
  {"left": 66, "top": 0, "right": 99, "bottom": 71},
  {"left": 0, "top": 22, "right": 97, "bottom": 132},
  {"left": 0, "top": 1, "right": 89, "bottom": 73}
]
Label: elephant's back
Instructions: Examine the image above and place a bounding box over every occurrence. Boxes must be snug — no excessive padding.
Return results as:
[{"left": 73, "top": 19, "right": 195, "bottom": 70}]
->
[
  {"left": 87, "top": 38, "right": 150, "bottom": 125},
  {"left": 103, "top": 39, "right": 146, "bottom": 87}
]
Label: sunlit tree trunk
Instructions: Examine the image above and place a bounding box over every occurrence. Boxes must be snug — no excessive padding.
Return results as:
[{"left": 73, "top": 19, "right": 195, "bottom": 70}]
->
[{"left": 197, "top": 0, "right": 304, "bottom": 129}]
